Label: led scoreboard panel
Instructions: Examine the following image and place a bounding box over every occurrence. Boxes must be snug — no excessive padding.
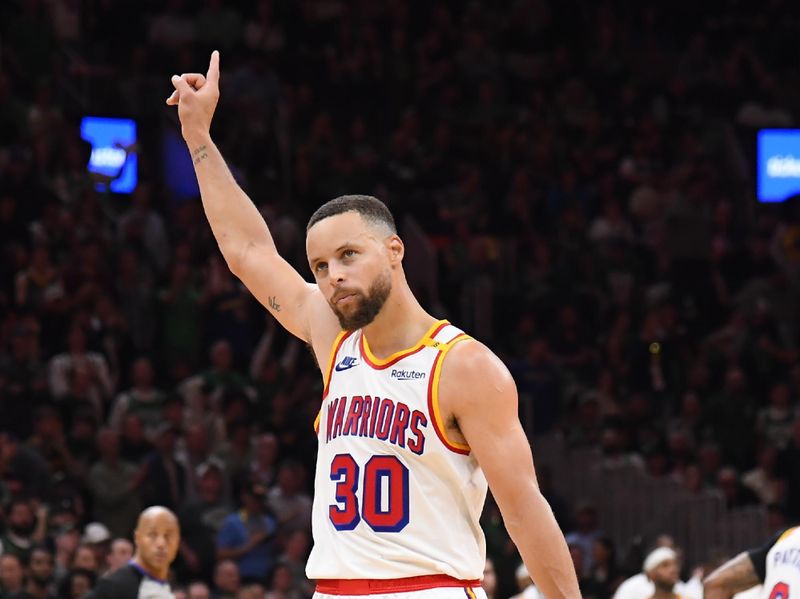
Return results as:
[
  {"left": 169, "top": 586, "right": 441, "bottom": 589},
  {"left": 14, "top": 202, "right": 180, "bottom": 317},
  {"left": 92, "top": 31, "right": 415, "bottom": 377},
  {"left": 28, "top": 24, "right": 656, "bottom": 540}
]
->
[
  {"left": 80, "top": 116, "right": 138, "bottom": 194},
  {"left": 758, "top": 129, "right": 800, "bottom": 203}
]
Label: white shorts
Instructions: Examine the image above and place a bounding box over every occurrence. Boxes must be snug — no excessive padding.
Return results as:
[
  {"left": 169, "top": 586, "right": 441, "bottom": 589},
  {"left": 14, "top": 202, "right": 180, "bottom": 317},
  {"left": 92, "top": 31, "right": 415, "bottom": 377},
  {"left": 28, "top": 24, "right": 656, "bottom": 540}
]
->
[{"left": 314, "top": 588, "right": 487, "bottom": 599}]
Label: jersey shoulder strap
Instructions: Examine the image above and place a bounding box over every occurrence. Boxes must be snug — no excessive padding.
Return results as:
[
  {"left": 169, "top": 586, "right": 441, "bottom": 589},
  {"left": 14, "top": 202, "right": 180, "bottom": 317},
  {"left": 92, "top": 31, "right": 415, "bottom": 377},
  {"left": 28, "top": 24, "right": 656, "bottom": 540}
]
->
[
  {"left": 425, "top": 323, "right": 473, "bottom": 455},
  {"left": 423, "top": 323, "right": 472, "bottom": 353}
]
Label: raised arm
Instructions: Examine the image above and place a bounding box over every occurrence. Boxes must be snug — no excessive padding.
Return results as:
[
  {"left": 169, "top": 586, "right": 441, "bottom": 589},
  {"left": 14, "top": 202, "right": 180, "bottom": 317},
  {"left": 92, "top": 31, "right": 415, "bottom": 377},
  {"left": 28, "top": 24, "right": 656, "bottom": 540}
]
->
[
  {"left": 441, "top": 341, "right": 581, "bottom": 599},
  {"left": 167, "top": 52, "right": 338, "bottom": 352}
]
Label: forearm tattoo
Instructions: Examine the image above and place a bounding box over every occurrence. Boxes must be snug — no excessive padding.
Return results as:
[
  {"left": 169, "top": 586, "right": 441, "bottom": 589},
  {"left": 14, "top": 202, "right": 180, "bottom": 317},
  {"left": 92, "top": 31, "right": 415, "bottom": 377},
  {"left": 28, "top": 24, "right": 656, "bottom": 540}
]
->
[
  {"left": 268, "top": 296, "right": 281, "bottom": 312},
  {"left": 192, "top": 145, "right": 209, "bottom": 165}
]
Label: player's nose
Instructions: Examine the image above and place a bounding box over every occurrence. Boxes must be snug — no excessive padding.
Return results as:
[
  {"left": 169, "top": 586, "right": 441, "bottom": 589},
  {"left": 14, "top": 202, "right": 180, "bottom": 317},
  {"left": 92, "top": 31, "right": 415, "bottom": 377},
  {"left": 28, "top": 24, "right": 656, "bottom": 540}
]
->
[{"left": 328, "top": 261, "right": 346, "bottom": 284}]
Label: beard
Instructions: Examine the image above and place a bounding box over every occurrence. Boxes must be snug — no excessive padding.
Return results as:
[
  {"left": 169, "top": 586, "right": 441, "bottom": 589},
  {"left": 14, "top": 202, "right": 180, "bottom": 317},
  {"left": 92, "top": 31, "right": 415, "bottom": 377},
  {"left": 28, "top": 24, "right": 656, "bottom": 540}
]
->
[
  {"left": 10, "top": 522, "right": 35, "bottom": 538},
  {"left": 31, "top": 573, "right": 53, "bottom": 587},
  {"left": 330, "top": 272, "right": 391, "bottom": 331}
]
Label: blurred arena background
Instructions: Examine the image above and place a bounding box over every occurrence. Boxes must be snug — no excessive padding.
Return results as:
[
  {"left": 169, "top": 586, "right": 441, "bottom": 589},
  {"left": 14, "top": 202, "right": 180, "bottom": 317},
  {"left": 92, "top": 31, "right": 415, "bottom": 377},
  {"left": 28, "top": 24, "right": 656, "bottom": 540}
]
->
[{"left": 1, "top": 1, "right": 800, "bottom": 598}]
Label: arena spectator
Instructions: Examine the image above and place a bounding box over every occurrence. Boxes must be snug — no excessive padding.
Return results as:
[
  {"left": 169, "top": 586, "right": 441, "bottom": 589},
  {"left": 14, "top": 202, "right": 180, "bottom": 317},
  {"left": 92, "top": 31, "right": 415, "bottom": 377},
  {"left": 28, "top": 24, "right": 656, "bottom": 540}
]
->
[
  {"left": 135, "top": 423, "right": 186, "bottom": 511},
  {"left": 71, "top": 544, "right": 98, "bottom": 574},
  {"left": 58, "top": 568, "right": 96, "bottom": 599},
  {"left": 178, "top": 459, "right": 232, "bottom": 582},
  {"left": 48, "top": 324, "right": 113, "bottom": 416},
  {"left": 188, "top": 581, "right": 211, "bottom": 599},
  {"left": 86, "top": 430, "right": 140, "bottom": 538},
  {"left": 481, "top": 558, "right": 497, "bottom": 599},
  {"left": 0, "top": 498, "right": 41, "bottom": 563},
  {"left": 266, "top": 462, "right": 311, "bottom": 536},
  {"left": 263, "top": 563, "right": 300, "bottom": 599},
  {"left": 248, "top": 434, "right": 279, "bottom": 491},
  {"left": 0, "top": 554, "right": 25, "bottom": 598},
  {"left": 108, "top": 357, "right": 167, "bottom": 440},
  {"left": 16, "top": 545, "right": 57, "bottom": 599},
  {"left": 211, "top": 560, "right": 240, "bottom": 599},
  {"left": 276, "top": 530, "right": 312, "bottom": 598},
  {"left": 565, "top": 504, "right": 603, "bottom": 576},
  {"left": 105, "top": 539, "right": 134, "bottom": 574},
  {"left": 217, "top": 482, "right": 277, "bottom": 584}
]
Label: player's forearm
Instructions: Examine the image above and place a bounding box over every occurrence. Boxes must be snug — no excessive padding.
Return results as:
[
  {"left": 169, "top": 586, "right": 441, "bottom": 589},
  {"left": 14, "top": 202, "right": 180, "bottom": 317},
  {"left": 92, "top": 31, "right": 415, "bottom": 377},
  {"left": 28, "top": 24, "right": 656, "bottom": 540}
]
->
[
  {"left": 702, "top": 552, "right": 760, "bottom": 599},
  {"left": 186, "top": 133, "right": 277, "bottom": 271},
  {"left": 502, "top": 487, "right": 581, "bottom": 599}
]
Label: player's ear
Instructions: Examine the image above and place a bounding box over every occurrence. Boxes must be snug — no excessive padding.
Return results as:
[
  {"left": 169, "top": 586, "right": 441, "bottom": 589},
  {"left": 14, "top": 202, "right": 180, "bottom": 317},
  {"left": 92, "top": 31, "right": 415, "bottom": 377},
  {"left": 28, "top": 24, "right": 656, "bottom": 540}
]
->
[{"left": 386, "top": 235, "right": 404, "bottom": 265}]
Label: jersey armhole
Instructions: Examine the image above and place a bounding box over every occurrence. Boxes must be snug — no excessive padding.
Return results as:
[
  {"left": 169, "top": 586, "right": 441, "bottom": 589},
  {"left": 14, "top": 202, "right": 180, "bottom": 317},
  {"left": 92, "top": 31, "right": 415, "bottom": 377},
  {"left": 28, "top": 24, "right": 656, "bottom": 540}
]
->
[
  {"left": 748, "top": 527, "right": 796, "bottom": 582},
  {"left": 427, "top": 333, "right": 472, "bottom": 455},
  {"left": 315, "top": 330, "right": 351, "bottom": 433}
]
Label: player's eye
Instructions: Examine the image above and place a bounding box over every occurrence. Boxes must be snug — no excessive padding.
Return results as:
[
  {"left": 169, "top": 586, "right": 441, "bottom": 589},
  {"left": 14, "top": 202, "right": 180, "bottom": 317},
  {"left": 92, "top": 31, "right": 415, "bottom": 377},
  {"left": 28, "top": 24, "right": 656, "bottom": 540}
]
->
[
  {"left": 342, "top": 249, "right": 356, "bottom": 259},
  {"left": 315, "top": 262, "right": 328, "bottom": 273}
]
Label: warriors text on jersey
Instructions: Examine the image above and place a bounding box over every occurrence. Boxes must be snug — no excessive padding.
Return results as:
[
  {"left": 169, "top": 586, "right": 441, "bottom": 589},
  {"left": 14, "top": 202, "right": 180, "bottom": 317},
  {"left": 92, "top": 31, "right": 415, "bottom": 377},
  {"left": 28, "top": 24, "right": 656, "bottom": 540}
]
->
[
  {"left": 749, "top": 526, "right": 800, "bottom": 599},
  {"left": 306, "top": 320, "right": 488, "bottom": 581}
]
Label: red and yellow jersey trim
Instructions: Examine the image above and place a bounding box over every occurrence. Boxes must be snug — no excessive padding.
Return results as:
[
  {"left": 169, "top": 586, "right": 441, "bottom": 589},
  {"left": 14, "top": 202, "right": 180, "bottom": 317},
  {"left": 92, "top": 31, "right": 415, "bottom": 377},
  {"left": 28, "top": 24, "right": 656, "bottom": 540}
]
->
[
  {"left": 316, "top": 575, "right": 480, "bottom": 595},
  {"left": 778, "top": 526, "right": 799, "bottom": 543},
  {"left": 427, "top": 332, "right": 471, "bottom": 455},
  {"left": 359, "top": 320, "right": 449, "bottom": 369},
  {"left": 323, "top": 330, "right": 353, "bottom": 398},
  {"left": 315, "top": 330, "right": 353, "bottom": 434}
]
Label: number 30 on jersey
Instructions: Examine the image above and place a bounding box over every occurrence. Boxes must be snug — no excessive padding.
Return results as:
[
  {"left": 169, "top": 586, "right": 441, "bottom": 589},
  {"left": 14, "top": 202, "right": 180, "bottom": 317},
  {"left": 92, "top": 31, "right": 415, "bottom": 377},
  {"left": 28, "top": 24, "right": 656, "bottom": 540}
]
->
[{"left": 329, "top": 454, "right": 410, "bottom": 532}]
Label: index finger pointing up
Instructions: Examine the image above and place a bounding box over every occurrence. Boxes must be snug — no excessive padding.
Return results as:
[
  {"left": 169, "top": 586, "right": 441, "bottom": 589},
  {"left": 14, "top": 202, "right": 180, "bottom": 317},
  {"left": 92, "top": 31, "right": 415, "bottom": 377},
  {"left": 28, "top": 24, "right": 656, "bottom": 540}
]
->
[{"left": 207, "top": 50, "right": 220, "bottom": 85}]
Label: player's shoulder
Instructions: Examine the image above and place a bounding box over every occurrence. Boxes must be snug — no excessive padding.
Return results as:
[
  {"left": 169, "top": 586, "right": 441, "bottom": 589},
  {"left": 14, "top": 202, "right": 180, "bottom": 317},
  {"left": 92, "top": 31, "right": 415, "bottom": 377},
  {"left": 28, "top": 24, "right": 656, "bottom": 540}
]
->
[
  {"left": 438, "top": 336, "right": 516, "bottom": 398},
  {"left": 442, "top": 335, "right": 510, "bottom": 372},
  {"left": 775, "top": 525, "right": 800, "bottom": 546}
]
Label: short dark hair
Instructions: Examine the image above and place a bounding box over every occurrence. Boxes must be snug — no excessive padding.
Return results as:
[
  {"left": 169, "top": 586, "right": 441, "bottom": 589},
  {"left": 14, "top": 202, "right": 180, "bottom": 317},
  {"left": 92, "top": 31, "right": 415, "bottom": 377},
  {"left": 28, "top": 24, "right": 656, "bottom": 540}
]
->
[
  {"left": 306, "top": 195, "right": 396, "bottom": 234},
  {"left": 59, "top": 568, "right": 96, "bottom": 599}
]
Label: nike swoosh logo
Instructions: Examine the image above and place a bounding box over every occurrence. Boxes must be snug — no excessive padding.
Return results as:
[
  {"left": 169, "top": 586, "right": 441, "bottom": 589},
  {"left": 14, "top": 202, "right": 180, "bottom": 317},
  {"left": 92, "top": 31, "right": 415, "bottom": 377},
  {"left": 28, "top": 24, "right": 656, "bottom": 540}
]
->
[{"left": 334, "top": 362, "right": 358, "bottom": 371}]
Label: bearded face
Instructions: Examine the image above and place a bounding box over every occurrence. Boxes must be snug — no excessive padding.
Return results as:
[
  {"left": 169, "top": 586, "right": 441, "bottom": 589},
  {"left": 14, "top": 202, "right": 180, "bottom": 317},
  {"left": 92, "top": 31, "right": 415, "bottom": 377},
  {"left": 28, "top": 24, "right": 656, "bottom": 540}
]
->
[{"left": 329, "top": 269, "right": 392, "bottom": 331}]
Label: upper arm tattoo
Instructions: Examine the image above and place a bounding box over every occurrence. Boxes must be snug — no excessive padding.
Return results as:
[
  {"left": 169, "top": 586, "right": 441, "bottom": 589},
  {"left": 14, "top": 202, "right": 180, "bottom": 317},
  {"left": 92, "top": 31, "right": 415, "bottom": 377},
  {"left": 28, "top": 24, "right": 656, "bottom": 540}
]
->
[{"left": 268, "top": 296, "right": 281, "bottom": 312}]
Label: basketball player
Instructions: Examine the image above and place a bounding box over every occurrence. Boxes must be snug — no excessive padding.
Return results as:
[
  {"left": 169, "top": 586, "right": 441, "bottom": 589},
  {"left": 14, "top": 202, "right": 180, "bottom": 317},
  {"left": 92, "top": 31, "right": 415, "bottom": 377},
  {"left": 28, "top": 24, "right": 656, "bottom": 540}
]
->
[
  {"left": 167, "top": 51, "right": 580, "bottom": 599},
  {"left": 704, "top": 527, "right": 799, "bottom": 599},
  {"left": 86, "top": 506, "right": 180, "bottom": 599},
  {"left": 643, "top": 548, "right": 682, "bottom": 599}
]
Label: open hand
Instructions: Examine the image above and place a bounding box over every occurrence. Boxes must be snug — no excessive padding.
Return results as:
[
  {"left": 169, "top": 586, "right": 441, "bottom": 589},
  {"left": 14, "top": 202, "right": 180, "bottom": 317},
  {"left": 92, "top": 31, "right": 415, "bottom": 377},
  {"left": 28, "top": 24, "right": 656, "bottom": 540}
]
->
[{"left": 166, "top": 51, "right": 221, "bottom": 145}]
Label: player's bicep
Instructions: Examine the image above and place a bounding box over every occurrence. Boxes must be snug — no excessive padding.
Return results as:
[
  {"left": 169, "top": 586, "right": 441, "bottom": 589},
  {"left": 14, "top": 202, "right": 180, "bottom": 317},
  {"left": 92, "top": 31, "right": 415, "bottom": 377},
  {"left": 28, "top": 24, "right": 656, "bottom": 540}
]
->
[
  {"left": 461, "top": 388, "right": 539, "bottom": 506},
  {"left": 443, "top": 343, "right": 539, "bottom": 501},
  {"left": 231, "top": 245, "right": 332, "bottom": 343}
]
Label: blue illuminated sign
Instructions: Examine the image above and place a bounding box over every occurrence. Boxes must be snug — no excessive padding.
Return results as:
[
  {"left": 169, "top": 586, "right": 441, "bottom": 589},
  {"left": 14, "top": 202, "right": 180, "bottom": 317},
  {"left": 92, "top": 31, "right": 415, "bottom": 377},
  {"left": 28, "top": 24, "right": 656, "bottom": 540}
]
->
[
  {"left": 758, "top": 129, "right": 800, "bottom": 203},
  {"left": 80, "top": 116, "right": 138, "bottom": 194}
]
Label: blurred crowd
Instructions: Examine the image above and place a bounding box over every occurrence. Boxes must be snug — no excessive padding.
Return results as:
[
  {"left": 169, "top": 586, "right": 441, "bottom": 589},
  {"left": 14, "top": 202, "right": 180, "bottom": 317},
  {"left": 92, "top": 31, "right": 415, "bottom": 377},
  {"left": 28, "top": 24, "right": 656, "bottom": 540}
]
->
[{"left": 2, "top": 0, "right": 800, "bottom": 598}]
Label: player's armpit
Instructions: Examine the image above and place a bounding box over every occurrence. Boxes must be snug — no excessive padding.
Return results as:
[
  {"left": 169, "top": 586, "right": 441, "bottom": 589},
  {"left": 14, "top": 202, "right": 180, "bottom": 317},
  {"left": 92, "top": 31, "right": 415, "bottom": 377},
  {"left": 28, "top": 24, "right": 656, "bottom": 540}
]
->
[
  {"left": 703, "top": 552, "right": 761, "bottom": 599},
  {"left": 439, "top": 341, "right": 581, "bottom": 599}
]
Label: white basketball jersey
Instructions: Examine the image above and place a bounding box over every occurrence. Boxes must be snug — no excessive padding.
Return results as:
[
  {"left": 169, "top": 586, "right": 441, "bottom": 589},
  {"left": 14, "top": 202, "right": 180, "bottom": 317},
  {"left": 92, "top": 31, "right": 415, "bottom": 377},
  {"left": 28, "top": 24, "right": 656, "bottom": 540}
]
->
[
  {"left": 761, "top": 527, "right": 800, "bottom": 599},
  {"left": 306, "top": 320, "right": 488, "bottom": 581}
]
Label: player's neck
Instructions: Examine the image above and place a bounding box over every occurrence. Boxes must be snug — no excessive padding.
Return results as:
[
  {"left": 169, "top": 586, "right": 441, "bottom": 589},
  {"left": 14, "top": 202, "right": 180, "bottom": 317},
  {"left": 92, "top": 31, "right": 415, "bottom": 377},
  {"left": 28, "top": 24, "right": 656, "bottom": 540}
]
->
[{"left": 360, "top": 283, "right": 436, "bottom": 359}]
